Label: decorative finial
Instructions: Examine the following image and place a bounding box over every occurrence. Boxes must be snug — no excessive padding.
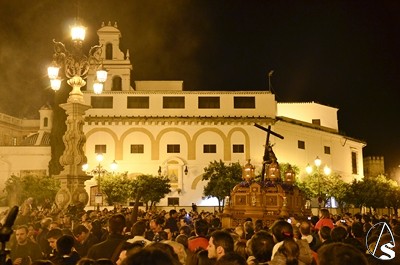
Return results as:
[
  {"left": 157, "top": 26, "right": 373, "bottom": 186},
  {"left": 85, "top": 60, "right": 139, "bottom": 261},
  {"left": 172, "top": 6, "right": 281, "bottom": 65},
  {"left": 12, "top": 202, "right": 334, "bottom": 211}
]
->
[
  {"left": 108, "top": 21, "right": 111, "bottom": 26},
  {"left": 101, "top": 22, "right": 105, "bottom": 27},
  {"left": 126, "top": 49, "right": 130, "bottom": 59},
  {"left": 114, "top": 22, "right": 118, "bottom": 28}
]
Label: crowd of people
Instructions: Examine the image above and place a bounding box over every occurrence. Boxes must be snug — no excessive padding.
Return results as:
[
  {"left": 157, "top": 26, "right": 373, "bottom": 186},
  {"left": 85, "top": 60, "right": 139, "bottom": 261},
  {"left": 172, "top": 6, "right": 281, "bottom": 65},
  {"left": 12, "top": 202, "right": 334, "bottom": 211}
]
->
[{"left": 1, "top": 204, "right": 399, "bottom": 265}]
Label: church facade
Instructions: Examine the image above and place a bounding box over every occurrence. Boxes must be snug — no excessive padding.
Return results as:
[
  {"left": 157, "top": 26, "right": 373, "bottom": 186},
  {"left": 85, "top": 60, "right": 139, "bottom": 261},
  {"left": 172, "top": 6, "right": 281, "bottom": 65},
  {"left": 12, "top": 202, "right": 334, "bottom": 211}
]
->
[{"left": 0, "top": 22, "right": 366, "bottom": 208}]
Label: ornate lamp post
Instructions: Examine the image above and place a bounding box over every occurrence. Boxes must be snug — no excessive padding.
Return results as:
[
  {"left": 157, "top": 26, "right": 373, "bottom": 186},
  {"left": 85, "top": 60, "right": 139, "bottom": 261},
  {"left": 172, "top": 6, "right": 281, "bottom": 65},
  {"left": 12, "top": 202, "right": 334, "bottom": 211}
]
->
[
  {"left": 82, "top": 154, "right": 117, "bottom": 211},
  {"left": 48, "top": 22, "right": 107, "bottom": 210},
  {"left": 306, "top": 156, "right": 331, "bottom": 213}
]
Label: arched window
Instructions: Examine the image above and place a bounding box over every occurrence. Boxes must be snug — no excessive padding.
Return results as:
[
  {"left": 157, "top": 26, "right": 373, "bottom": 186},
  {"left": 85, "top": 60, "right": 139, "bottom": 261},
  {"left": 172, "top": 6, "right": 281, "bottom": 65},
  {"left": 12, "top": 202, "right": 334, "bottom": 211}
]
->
[
  {"left": 112, "top": 76, "right": 122, "bottom": 91},
  {"left": 44, "top": 117, "right": 48, "bottom": 127},
  {"left": 106, "top": 43, "right": 113, "bottom": 60}
]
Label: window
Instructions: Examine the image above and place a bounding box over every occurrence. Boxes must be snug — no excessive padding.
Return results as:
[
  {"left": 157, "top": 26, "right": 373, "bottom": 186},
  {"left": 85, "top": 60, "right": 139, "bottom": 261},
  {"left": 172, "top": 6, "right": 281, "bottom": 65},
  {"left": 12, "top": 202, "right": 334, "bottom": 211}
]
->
[
  {"left": 203, "top": 144, "right": 217, "bottom": 153},
  {"left": 106, "top": 43, "right": 113, "bottom": 60},
  {"left": 131, "top": 144, "right": 144, "bottom": 154},
  {"left": 95, "top": 144, "right": 107, "bottom": 154},
  {"left": 351, "top": 151, "right": 358, "bottom": 174},
  {"left": 168, "top": 197, "right": 179, "bottom": 206},
  {"left": 91, "top": 97, "right": 113, "bottom": 108},
  {"left": 324, "top": 146, "right": 331, "bottom": 154},
  {"left": 163, "top": 97, "right": 185, "bottom": 108},
  {"left": 127, "top": 97, "right": 149, "bottom": 109},
  {"left": 112, "top": 76, "right": 122, "bottom": 91},
  {"left": 234, "top": 97, "right": 255, "bottom": 108},
  {"left": 298, "top": 140, "right": 305, "bottom": 149},
  {"left": 312, "top": 119, "right": 321, "bottom": 125},
  {"left": 198, "top": 97, "right": 220, "bottom": 108},
  {"left": 44, "top": 117, "right": 48, "bottom": 127},
  {"left": 167, "top": 144, "right": 180, "bottom": 153},
  {"left": 233, "top": 144, "right": 244, "bottom": 153}
]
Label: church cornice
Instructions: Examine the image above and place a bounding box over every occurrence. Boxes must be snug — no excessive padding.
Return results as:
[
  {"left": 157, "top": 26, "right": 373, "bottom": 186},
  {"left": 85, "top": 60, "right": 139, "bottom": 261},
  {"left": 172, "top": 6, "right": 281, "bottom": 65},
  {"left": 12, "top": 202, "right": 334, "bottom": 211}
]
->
[{"left": 85, "top": 115, "right": 275, "bottom": 126}]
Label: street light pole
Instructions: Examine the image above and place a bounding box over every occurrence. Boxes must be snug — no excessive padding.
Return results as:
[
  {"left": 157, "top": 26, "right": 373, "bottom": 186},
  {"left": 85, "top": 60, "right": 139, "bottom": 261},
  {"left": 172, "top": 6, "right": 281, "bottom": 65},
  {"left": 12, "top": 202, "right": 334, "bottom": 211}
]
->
[
  {"left": 48, "top": 22, "right": 107, "bottom": 210},
  {"left": 306, "top": 156, "right": 330, "bottom": 214},
  {"left": 82, "top": 153, "right": 118, "bottom": 211}
]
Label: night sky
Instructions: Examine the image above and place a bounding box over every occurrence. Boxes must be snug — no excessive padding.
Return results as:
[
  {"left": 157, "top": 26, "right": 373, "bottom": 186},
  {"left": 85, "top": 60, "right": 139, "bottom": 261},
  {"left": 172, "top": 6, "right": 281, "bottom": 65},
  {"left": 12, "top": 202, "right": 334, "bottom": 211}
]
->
[{"left": 1, "top": 1, "right": 399, "bottom": 170}]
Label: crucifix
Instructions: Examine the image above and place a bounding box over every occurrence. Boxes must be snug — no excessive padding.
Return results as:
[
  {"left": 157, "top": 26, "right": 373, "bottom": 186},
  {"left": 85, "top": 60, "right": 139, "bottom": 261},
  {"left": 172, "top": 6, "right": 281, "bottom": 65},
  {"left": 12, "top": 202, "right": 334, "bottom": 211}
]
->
[{"left": 254, "top": 123, "right": 284, "bottom": 182}]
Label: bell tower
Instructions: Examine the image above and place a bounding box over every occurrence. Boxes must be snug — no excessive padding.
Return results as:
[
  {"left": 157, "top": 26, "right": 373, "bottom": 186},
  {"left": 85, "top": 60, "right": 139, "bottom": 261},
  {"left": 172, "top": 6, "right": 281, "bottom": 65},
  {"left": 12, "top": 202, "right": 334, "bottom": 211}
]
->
[{"left": 87, "top": 21, "right": 132, "bottom": 91}]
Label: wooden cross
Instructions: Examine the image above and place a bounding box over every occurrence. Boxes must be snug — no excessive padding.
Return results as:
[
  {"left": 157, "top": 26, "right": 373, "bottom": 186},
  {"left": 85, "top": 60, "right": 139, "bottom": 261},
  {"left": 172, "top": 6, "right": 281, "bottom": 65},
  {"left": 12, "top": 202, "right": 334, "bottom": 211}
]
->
[{"left": 254, "top": 123, "right": 284, "bottom": 181}]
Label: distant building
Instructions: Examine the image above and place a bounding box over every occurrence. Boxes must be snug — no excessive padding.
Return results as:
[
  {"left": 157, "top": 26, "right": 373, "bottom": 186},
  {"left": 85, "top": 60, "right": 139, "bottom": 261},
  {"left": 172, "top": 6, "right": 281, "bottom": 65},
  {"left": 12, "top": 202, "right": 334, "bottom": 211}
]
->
[
  {"left": 0, "top": 22, "right": 366, "bottom": 207},
  {"left": 363, "top": 156, "right": 385, "bottom": 178}
]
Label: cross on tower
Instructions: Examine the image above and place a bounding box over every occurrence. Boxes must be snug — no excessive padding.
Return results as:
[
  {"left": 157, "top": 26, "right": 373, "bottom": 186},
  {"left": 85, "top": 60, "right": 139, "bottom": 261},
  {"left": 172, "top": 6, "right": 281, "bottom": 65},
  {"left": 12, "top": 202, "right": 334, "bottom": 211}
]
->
[{"left": 254, "top": 123, "right": 284, "bottom": 182}]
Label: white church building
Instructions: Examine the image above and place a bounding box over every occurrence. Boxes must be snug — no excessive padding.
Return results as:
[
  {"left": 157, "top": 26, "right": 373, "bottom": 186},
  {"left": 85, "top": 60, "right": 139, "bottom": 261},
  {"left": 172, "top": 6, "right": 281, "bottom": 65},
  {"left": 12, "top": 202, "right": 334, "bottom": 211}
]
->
[{"left": 0, "top": 22, "right": 365, "bottom": 207}]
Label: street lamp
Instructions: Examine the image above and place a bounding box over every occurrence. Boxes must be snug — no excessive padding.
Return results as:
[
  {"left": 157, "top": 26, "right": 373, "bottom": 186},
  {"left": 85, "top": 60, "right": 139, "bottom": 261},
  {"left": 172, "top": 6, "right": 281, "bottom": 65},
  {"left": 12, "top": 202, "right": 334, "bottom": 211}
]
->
[
  {"left": 306, "top": 156, "right": 331, "bottom": 212},
  {"left": 48, "top": 21, "right": 108, "bottom": 210},
  {"left": 82, "top": 153, "right": 118, "bottom": 210}
]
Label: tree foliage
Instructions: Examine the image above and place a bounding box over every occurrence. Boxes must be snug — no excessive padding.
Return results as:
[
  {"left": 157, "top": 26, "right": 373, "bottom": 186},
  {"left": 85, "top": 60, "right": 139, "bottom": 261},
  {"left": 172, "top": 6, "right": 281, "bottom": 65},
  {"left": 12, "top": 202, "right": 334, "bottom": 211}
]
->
[
  {"left": 202, "top": 160, "right": 243, "bottom": 211},
  {"left": 296, "top": 167, "right": 348, "bottom": 209},
  {"left": 4, "top": 174, "right": 60, "bottom": 206},
  {"left": 100, "top": 172, "right": 131, "bottom": 205}
]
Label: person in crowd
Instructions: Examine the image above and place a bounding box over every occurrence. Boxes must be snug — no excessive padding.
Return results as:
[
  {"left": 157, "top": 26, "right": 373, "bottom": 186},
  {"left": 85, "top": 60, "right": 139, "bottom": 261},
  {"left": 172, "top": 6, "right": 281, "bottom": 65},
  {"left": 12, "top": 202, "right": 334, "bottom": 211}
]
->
[
  {"left": 10, "top": 225, "right": 43, "bottom": 265},
  {"left": 246, "top": 231, "right": 274, "bottom": 265},
  {"left": 126, "top": 220, "right": 151, "bottom": 246},
  {"left": 269, "top": 238, "right": 300, "bottom": 265},
  {"left": 243, "top": 220, "right": 254, "bottom": 240},
  {"left": 215, "top": 252, "right": 246, "bottom": 265},
  {"left": 87, "top": 214, "right": 128, "bottom": 262},
  {"left": 164, "top": 210, "right": 179, "bottom": 238},
  {"left": 270, "top": 220, "right": 313, "bottom": 265},
  {"left": 122, "top": 246, "right": 179, "bottom": 265},
  {"left": 45, "top": 228, "right": 63, "bottom": 261},
  {"left": 254, "top": 219, "right": 265, "bottom": 233},
  {"left": 314, "top": 209, "right": 334, "bottom": 231},
  {"left": 180, "top": 225, "right": 192, "bottom": 237},
  {"left": 37, "top": 218, "right": 53, "bottom": 259},
  {"left": 207, "top": 230, "right": 234, "bottom": 261},
  {"left": 53, "top": 235, "right": 80, "bottom": 265},
  {"left": 318, "top": 242, "right": 368, "bottom": 265},
  {"left": 146, "top": 217, "right": 164, "bottom": 241},
  {"left": 330, "top": 226, "right": 348, "bottom": 243},
  {"left": 188, "top": 219, "right": 209, "bottom": 252},
  {"left": 343, "top": 222, "right": 365, "bottom": 253},
  {"left": 316, "top": 226, "right": 332, "bottom": 251},
  {"left": 299, "top": 221, "right": 319, "bottom": 251},
  {"left": 73, "top": 224, "right": 99, "bottom": 257}
]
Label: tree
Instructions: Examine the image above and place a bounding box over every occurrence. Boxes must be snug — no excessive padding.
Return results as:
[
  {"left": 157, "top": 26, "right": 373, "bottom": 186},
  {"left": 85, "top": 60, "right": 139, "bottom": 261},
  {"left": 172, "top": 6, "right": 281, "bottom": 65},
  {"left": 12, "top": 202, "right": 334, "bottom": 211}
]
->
[
  {"left": 202, "top": 160, "right": 243, "bottom": 212},
  {"left": 296, "top": 169, "right": 345, "bottom": 208},
  {"left": 4, "top": 174, "right": 60, "bottom": 207},
  {"left": 100, "top": 172, "right": 131, "bottom": 205},
  {"left": 140, "top": 175, "right": 171, "bottom": 209},
  {"left": 129, "top": 174, "right": 171, "bottom": 223}
]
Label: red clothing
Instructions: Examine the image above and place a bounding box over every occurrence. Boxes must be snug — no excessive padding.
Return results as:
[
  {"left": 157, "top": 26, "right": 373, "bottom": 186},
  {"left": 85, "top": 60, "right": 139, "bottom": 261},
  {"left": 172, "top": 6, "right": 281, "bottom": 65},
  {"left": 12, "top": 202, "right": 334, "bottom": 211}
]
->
[
  {"left": 188, "top": 236, "right": 209, "bottom": 252},
  {"left": 315, "top": 218, "right": 334, "bottom": 230}
]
